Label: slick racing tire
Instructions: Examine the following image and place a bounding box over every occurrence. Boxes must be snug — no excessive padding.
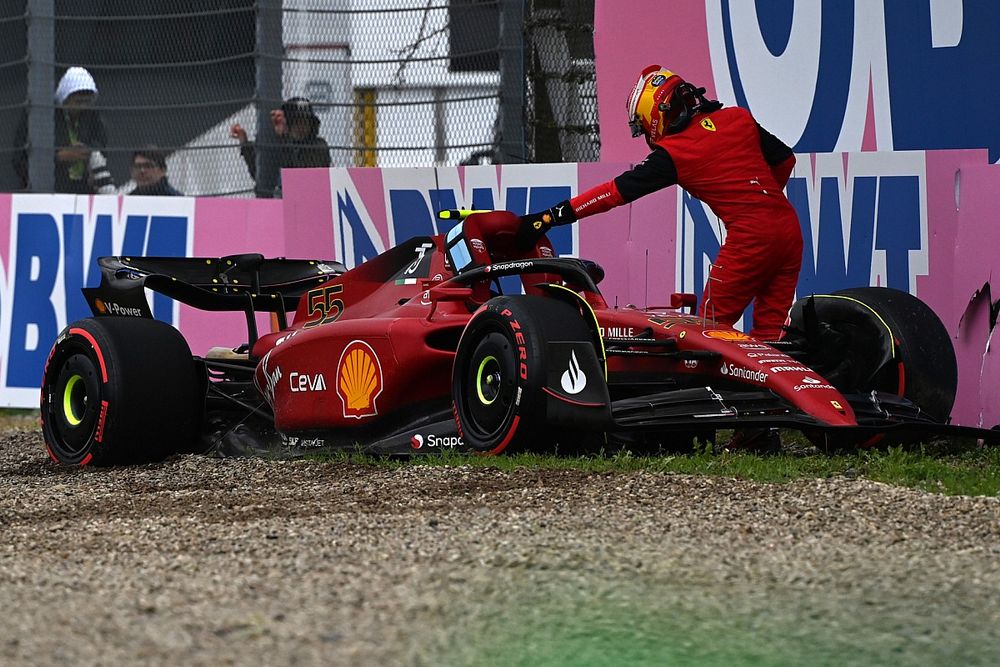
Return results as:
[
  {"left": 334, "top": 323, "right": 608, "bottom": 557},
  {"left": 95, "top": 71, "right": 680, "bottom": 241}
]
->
[
  {"left": 40, "top": 317, "right": 204, "bottom": 466},
  {"left": 789, "top": 286, "right": 957, "bottom": 423},
  {"left": 452, "top": 295, "right": 598, "bottom": 454}
]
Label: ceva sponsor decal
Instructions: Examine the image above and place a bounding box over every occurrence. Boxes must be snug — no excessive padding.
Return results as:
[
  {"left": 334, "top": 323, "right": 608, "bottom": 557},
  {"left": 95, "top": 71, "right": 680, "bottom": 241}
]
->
[
  {"left": 290, "top": 371, "right": 327, "bottom": 392},
  {"left": 719, "top": 362, "right": 768, "bottom": 383},
  {"left": 410, "top": 433, "right": 464, "bottom": 449}
]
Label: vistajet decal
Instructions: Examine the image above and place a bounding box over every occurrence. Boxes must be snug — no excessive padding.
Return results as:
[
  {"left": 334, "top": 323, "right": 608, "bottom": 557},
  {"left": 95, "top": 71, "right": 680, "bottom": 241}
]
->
[{"left": 560, "top": 350, "right": 587, "bottom": 394}]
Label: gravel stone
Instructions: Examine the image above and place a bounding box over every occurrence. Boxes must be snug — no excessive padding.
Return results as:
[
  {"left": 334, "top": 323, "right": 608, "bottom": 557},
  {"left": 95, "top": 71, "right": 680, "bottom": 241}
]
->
[{"left": 3, "top": 427, "right": 999, "bottom": 665}]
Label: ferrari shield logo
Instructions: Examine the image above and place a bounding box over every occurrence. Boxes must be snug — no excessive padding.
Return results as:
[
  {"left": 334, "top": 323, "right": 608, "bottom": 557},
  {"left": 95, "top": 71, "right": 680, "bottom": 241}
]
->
[
  {"left": 336, "top": 340, "right": 384, "bottom": 419},
  {"left": 700, "top": 118, "right": 716, "bottom": 131}
]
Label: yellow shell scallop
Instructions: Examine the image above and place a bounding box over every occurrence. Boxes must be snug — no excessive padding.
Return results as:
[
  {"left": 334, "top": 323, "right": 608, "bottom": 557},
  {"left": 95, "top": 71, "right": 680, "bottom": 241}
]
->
[{"left": 340, "top": 347, "right": 378, "bottom": 410}]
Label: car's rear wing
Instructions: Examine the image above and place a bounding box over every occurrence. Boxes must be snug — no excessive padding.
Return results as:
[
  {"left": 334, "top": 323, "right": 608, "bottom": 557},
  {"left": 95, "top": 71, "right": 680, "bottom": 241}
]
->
[{"left": 82, "top": 254, "right": 345, "bottom": 343}]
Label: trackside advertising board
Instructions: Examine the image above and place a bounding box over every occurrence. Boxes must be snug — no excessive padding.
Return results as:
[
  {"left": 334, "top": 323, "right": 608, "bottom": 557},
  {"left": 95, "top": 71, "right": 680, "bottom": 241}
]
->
[
  {"left": 592, "top": 0, "right": 1000, "bottom": 427},
  {"left": 280, "top": 157, "right": 999, "bottom": 428},
  {"left": 595, "top": 1, "right": 1000, "bottom": 164},
  {"left": 0, "top": 195, "right": 282, "bottom": 407},
  {"left": 3, "top": 154, "right": 1000, "bottom": 430}
]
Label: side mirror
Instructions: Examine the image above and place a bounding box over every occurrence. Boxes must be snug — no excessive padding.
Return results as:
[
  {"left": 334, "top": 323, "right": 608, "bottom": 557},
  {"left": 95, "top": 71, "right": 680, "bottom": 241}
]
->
[
  {"left": 426, "top": 285, "right": 474, "bottom": 320},
  {"left": 671, "top": 292, "right": 697, "bottom": 313}
]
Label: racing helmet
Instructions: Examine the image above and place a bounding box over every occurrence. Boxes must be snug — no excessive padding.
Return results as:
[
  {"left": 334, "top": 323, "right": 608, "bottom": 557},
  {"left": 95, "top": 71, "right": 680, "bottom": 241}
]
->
[{"left": 626, "top": 65, "right": 722, "bottom": 140}]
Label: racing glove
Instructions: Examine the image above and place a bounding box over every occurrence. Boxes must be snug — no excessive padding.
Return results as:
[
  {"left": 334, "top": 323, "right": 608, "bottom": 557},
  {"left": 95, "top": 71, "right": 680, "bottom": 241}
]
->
[{"left": 515, "top": 200, "right": 577, "bottom": 249}]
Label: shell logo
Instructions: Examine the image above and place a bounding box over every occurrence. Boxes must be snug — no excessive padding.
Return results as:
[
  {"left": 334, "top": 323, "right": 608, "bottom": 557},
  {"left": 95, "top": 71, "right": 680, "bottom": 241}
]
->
[
  {"left": 702, "top": 330, "right": 751, "bottom": 341},
  {"left": 94, "top": 299, "right": 107, "bottom": 314},
  {"left": 336, "top": 340, "right": 384, "bottom": 419}
]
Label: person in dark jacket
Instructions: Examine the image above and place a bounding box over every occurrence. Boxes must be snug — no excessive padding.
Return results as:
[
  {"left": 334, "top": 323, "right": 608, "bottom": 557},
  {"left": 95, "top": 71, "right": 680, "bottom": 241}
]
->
[
  {"left": 127, "top": 145, "right": 183, "bottom": 196},
  {"left": 13, "top": 67, "right": 115, "bottom": 194},
  {"left": 229, "top": 97, "right": 331, "bottom": 196}
]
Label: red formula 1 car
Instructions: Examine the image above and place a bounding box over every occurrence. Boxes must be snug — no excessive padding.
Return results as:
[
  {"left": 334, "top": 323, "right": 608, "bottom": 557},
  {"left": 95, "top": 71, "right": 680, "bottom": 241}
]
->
[{"left": 39, "top": 210, "right": 997, "bottom": 465}]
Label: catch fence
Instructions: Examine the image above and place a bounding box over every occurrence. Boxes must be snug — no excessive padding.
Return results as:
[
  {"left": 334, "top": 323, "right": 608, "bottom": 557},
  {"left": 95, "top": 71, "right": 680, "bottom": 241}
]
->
[{"left": 1, "top": 0, "right": 597, "bottom": 197}]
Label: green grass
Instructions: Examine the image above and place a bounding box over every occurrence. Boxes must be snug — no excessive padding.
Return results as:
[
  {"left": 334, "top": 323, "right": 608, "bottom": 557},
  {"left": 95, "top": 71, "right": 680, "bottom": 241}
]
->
[
  {"left": 0, "top": 408, "right": 41, "bottom": 431},
  {"left": 8, "top": 404, "right": 997, "bottom": 496},
  {"left": 311, "top": 433, "right": 1000, "bottom": 497}
]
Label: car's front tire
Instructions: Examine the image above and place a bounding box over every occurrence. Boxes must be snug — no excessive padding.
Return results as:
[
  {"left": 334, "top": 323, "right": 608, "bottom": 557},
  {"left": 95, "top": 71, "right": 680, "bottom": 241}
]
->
[
  {"left": 452, "top": 295, "right": 599, "bottom": 454},
  {"left": 789, "top": 287, "right": 956, "bottom": 422}
]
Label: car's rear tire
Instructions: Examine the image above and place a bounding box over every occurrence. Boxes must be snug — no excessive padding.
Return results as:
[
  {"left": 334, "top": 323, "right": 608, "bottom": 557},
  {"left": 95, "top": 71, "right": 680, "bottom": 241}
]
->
[
  {"left": 452, "top": 295, "right": 598, "bottom": 454},
  {"left": 40, "top": 317, "right": 204, "bottom": 465},
  {"left": 788, "top": 287, "right": 956, "bottom": 423}
]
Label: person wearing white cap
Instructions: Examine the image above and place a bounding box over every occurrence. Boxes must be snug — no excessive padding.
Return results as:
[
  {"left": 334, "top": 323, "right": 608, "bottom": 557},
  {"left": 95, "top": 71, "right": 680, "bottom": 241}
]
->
[{"left": 13, "top": 66, "right": 114, "bottom": 194}]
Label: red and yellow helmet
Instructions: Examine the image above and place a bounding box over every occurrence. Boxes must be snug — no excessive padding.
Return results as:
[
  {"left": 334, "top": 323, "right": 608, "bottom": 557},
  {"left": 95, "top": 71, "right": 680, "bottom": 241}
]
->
[{"left": 626, "top": 65, "right": 684, "bottom": 140}]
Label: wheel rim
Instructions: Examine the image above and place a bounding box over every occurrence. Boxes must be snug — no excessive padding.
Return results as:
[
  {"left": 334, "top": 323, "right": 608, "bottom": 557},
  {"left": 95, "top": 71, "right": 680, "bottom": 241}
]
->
[
  {"left": 43, "top": 347, "right": 102, "bottom": 462},
  {"left": 462, "top": 331, "right": 518, "bottom": 440},
  {"left": 475, "top": 355, "right": 502, "bottom": 406},
  {"left": 62, "top": 374, "right": 86, "bottom": 426}
]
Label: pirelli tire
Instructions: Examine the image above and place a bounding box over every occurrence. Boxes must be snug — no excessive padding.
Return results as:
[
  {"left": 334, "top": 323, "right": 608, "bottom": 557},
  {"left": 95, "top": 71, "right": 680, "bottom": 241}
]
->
[
  {"left": 40, "top": 317, "right": 204, "bottom": 466},
  {"left": 789, "top": 286, "right": 957, "bottom": 423},
  {"left": 452, "top": 295, "right": 597, "bottom": 454}
]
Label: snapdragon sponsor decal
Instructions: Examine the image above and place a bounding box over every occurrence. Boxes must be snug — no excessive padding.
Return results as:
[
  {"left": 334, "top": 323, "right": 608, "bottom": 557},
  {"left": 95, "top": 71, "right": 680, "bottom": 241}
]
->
[
  {"left": 410, "top": 433, "right": 463, "bottom": 449},
  {"left": 485, "top": 260, "right": 535, "bottom": 273}
]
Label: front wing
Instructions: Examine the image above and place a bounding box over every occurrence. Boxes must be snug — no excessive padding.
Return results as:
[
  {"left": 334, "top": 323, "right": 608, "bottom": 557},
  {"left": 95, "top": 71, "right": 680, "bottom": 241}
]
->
[{"left": 610, "top": 386, "right": 1000, "bottom": 444}]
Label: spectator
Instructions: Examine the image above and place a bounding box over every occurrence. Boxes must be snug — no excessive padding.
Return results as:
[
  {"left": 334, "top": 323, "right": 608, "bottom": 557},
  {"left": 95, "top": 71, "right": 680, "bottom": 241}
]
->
[
  {"left": 13, "top": 66, "right": 115, "bottom": 194},
  {"left": 230, "top": 97, "right": 331, "bottom": 196},
  {"left": 125, "top": 146, "right": 183, "bottom": 196}
]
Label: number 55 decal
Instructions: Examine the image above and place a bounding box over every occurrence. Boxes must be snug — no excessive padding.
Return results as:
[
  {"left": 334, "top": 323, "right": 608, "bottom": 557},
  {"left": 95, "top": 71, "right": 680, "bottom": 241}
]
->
[{"left": 304, "top": 284, "right": 345, "bottom": 328}]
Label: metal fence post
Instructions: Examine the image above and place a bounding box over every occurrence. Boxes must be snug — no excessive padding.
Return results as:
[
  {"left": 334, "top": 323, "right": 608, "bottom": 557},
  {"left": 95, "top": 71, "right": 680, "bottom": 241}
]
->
[
  {"left": 256, "top": 0, "right": 283, "bottom": 197},
  {"left": 498, "top": 0, "right": 526, "bottom": 164},
  {"left": 26, "top": 0, "right": 54, "bottom": 193}
]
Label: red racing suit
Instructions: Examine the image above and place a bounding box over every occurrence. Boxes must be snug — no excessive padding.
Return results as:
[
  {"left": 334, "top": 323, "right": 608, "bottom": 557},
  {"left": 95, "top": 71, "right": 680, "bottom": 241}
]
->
[{"left": 569, "top": 106, "right": 801, "bottom": 340}]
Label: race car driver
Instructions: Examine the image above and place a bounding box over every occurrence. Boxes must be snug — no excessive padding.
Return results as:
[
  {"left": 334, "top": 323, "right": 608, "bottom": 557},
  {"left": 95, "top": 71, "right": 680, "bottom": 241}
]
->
[{"left": 517, "top": 65, "right": 802, "bottom": 342}]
